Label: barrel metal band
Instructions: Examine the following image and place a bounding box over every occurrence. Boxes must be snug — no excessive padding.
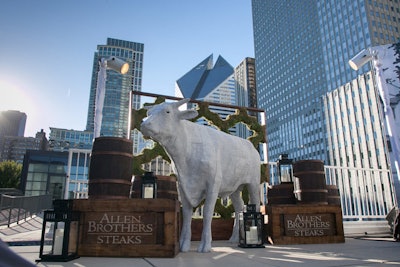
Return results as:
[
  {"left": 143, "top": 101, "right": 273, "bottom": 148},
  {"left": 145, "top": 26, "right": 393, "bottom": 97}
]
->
[
  {"left": 293, "top": 171, "right": 325, "bottom": 176},
  {"left": 294, "top": 189, "right": 328, "bottom": 193},
  {"left": 89, "top": 179, "right": 132, "bottom": 185},
  {"left": 88, "top": 195, "right": 128, "bottom": 199},
  {"left": 91, "top": 151, "right": 133, "bottom": 157}
]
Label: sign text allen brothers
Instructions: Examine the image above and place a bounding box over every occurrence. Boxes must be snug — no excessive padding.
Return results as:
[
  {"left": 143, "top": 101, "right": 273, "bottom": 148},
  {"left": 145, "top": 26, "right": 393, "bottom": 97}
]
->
[
  {"left": 284, "top": 214, "right": 336, "bottom": 237},
  {"left": 85, "top": 212, "right": 156, "bottom": 245}
]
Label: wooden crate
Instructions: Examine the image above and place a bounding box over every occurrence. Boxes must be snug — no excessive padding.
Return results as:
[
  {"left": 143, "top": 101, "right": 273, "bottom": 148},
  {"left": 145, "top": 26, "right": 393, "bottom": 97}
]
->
[
  {"left": 72, "top": 199, "right": 180, "bottom": 257},
  {"left": 267, "top": 204, "right": 344, "bottom": 245},
  {"left": 191, "top": 218, "right": 234, "bottom": 241}
]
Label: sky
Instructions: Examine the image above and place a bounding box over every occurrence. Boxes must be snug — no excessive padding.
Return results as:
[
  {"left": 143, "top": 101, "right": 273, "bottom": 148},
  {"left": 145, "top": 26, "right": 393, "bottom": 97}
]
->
[{"left": 0, "top": 0, "right": 254, "bottom": 137}]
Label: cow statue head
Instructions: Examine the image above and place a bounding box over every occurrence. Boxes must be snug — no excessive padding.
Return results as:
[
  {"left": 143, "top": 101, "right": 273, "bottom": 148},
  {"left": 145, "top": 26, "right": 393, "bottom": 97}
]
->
[{"left": 140, "top": 98, "right": 198, "bottom": 143}]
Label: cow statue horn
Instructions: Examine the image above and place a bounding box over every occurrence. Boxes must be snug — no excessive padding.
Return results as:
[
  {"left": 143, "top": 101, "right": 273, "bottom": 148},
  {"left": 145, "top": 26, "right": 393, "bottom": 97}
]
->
[{"left": 173, "top": 98, "right": 191, "bottom": 108}]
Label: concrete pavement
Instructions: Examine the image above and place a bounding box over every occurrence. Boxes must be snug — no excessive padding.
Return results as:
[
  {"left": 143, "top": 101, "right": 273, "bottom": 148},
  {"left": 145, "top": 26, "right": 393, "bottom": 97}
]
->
[{"left": 1, "top": 216, "right": 400, "bottom": 267}]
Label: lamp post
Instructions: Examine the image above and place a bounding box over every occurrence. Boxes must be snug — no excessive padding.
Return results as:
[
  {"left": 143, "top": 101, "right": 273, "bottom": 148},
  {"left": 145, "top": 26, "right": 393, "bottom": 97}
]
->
[
  {"left": 94, "top": 56, "right": 129, "bottom": 138},
  {"left": 349, "top": 45, "right": 400, "bottom": 190}
]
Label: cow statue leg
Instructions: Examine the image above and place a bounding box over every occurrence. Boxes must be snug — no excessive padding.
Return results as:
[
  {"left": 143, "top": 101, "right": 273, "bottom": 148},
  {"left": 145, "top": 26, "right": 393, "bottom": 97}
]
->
[
  {"left": 179, "top": 196, "right": 193, "bottom": 252},
  {"left": 198, "top": 192, "right": 219, "bottom": 253},
  {"left": 248, "top": 182, "right": 261, "bottom": 211},
  {"left": 229, "top": 188, "right": 244, "bottom": 243}
]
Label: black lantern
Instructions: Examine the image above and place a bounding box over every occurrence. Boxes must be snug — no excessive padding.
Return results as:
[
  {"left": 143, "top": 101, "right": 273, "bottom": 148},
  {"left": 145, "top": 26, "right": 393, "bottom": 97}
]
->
[
  {"left": 37, "top": 200, "right": 80, "bottom": 262},
  {"left": 277, "top": 154, "right": 293, "bottom": 183},
  {"left": 142, "top": 172, "right": 157, "bottom": 198},
  {"left": 239, "top": 204, "right": 264, "bottom": 248}
]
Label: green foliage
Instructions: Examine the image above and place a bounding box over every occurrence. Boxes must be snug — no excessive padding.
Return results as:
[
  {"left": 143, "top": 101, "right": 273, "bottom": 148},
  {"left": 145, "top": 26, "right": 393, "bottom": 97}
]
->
[
  {"left": 131, "top": 96, "right": 167, "bottom": 132},
  {"left": 260, "top": 163, "right": 269, "bottom": 183},
  {"left": 0, "top": 161, "right": 22, "bottom": 188},
  {"left": 132, "top": 143, "right": 171, "bottom": 175},
  {"left": 214, "top": 200, "right": 235, "bottom": 219}
]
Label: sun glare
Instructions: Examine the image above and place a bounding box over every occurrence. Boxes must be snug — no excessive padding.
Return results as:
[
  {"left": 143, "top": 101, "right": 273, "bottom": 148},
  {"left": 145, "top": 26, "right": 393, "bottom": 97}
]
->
[
  {"left": 0, "top": 80, "right": 33, "bottom": 111},
  {"left": 0, "top": 79, "right": 39, "bottom": 136}
]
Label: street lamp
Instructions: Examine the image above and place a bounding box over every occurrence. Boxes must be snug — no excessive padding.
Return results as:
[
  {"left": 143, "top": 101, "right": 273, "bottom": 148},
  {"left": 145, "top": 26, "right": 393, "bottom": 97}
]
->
[
  {"left": 349, "top": 45, "right": 400, "bottom": 193},
  {"left": 348, "top": 49, "right": 374, "bottom": 71},
  {"left": 94, "top": 56, "right": 129, "bottom": 138}
]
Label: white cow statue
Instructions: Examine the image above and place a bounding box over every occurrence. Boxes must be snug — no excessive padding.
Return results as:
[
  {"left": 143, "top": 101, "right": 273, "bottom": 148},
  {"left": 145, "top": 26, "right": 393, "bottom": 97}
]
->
[{"left": 140, "top": 98, "right": 261, "bottom": 253}]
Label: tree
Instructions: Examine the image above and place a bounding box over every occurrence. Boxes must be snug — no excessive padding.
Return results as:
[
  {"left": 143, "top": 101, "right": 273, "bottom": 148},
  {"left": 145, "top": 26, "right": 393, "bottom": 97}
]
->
[{"left": 0, "top": 161, "right": 22, "bottom": 188}]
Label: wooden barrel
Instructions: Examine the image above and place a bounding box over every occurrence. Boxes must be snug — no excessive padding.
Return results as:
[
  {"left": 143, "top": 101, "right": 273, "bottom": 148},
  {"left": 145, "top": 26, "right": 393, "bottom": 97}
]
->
[
  {"left": 267, "top": 182, "right": 296, "bottom": 205},
  {"left": 88, "top": 137, "right": 133, "bottom": 199},
  {"left": 293, "top": 160, "right": 328, "bottom": 204},
  {"left": 327, "top": 185, "right": 341, "bottom": 206},
  {"left": 131, "top": 175, "right": 178, "bottom": 200}
]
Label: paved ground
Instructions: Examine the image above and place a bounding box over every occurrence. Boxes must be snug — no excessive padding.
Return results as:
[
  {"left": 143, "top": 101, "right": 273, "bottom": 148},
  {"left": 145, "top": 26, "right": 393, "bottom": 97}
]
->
[{"left": 1, "top": 216, "right": 400, "bottom": 267}]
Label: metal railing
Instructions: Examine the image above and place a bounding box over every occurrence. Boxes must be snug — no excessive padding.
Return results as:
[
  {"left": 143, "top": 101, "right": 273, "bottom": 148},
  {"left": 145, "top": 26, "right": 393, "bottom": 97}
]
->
[
  {"left": 266, "top": 162, "right": 397, "bottom": 221},
  {"left": 324, "top": 165, "right": 396, "bottom": 221},
  {"left": 0, "top": 194, "right": 53, "bottom": 227}
]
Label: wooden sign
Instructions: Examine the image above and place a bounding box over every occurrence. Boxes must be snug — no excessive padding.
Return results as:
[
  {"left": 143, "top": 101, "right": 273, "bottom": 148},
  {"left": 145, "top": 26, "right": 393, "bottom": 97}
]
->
[
  {"left": 283, "top": 214, "right": 336, "bottom": 237},
  {"left": 82, "top": 212, "right": 159, "bottom": 245},
  {"left": 72, "top": 199, "right": 180, "bottom": 257},
  {"left": 267, "top": 204, "right": 344, "bottom": 245}
]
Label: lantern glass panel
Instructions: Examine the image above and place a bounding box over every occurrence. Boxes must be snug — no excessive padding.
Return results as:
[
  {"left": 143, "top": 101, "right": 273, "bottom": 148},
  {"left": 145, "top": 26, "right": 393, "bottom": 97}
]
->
[
  {"left": 41, "top": 221, "right": 63, "bottom": 256},
  {"left": 244, "top": 213, "right": 262, "bottom": 245},
  {"left": 277, "top": 154, "right": 293, "bottom": 183},
  {"left": 38, "top": 209, "right": 80, "bottom": 262},
  {"left": 141, "top": 172, "right": 157, "bottom": 198},
  {"left": 279, "top": 164, "right": 293, "bottom": 183},
  {"left": 143, "top": 184, "right": 155, "bottom": 198},
  {"left": 238, "top": 204, "right": 264, "bottom": 248},
  {"left": 68, "top": 221, "right": 79, "bottom": 254}
]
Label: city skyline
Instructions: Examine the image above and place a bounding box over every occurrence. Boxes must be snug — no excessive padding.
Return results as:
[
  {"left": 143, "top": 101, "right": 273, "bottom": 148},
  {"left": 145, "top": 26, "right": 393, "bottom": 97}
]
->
[{"left": 0, "top": 1, "right": 254, "bottom": 137}]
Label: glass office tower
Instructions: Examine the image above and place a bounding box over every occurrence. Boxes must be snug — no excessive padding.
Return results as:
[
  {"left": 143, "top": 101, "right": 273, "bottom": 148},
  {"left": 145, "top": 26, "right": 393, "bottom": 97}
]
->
[
  {"left": 0, "top": 110, "right": 26, "bottom": 138},
  {"left": 86, "top": 38, "right": 144, "bottom": 139},
  {"left": 175, "top": 54, "right": 239, "bottom": 135},
  {"left": 252, "top": 0, "right": 400, "bottom": 162}
]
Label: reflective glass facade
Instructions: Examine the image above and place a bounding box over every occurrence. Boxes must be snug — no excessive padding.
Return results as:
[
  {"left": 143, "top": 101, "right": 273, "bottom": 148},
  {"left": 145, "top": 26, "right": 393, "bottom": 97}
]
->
[
  {"left": 176, "top": 54, "right": 235, "bottom": 102},
  {"left": 21, "top": 150, "right": 90, "bottom": 199},
  {"left": 252, "top": 0, "right": 400, "bottom": 163},
  {"left": 175, "top": 55, "right": 239, "bottom": 135},
  {"left": 49, "top": 127, "right": 93, "bottom": 151},
  {"left": 235, "top": 57, "right": 257, "bottom": 109},
  {"left": 86, "top": 38, "right": 144, "bottom": 139},
  {"left": 324, "top": 72, "right": 388, "bottom": 169}
]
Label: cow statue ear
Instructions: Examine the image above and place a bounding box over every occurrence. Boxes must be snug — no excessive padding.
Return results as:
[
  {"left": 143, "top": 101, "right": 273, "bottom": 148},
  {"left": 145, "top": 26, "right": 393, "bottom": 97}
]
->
[
  {"left": 178, "top": 109, "right": 198, "bottom": 120},
  {"left": 143, "top": 104, "right": 154, "bottom": 110}
]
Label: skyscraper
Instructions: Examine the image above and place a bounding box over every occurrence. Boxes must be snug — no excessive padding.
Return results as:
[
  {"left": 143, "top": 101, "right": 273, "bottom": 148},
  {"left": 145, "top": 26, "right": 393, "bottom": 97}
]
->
[
  {"left": 235, "top": 57, "right": 258, "bottom": 139},
  {"left": 235, "top": 57, "right": 257, "bottom": 110},
  {"left": 0, "top": 110, "right": 26, "bottom": 138},
  {"left": 323, "top": 71, "right": 398, "bottom": 211},
  {"left": 86, "top": 38, "right": 144, "bottom": 139},
  {"left": 0, "top": 110, "right": 27, "bottom": 161},
  {"left": 175, "top": 54, "right": 238, "bottom": 135},
  {"left": 176, "top": 54, "right": 236, "bottom": 104},
  {"left": 252, "top": 0, "right": 400, "bottom": 163}
]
